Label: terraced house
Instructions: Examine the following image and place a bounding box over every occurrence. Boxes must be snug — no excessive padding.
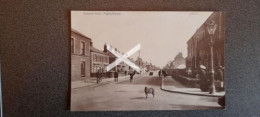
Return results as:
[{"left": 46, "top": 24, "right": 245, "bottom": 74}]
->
[{"left": 71, "top": 29, "right": 91, "bottom": 81}]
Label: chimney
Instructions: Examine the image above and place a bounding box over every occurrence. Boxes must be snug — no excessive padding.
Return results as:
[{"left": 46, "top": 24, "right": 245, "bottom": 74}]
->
[{"left": 104, "top": 43, "right": 107, "bottom": 52}]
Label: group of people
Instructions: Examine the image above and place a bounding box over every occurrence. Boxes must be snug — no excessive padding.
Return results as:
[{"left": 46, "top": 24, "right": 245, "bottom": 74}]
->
[
  {"left": 186, "top": 66, "right": 224, "bottom": 82},
  {"left": 158, "top": 69, "right": 167, "bottom": 78},
  {"left": 189, "top": 65, "right": 224, "bottom": 92},
  {"left": 95, "top": 70, "right": 137, "bottom": 84}
]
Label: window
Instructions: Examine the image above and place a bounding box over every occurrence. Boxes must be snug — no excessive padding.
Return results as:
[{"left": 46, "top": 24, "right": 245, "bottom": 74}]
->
[
  {"left": 80, "top": 41, "right": 85, "bottom": 55},
  {"left": 71, "top": 38, "right": 75, "bottom": 53},
  {"left": 81, "top": 61, "right": 86, "bottom": 77},
  {"left": 93, "top": 54, "right": 96, "bottom": 62}
]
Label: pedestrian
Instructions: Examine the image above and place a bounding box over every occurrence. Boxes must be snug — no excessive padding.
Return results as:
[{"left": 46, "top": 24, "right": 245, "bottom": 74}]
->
[
  {"left": 162, "top": 70, "right": 167, "bottom": 78},
  {"left": 125, "top": 70, "right": 127, "bottom": 76},
  {"left": 158, "top": 70, "right": 162, "bottom": 77},
  {"left": 187, "top": 68, "right": 192, "bottom": 77},
  {"left": 130, "top": 71, "right": 134, "bottom": 82},
  {"left": 198, "top": 65, "right": 209, "bottom": 92},
  {"left": 96, "top": 70, "right": 102, "bottom": 84},
  {"left": 216, "top": 67, "right": 224, "bottom": 81},
  {"left": 216, "top": 66, "right": 224, "bottom": 90},
  {"left": 114, "top": 71, "right": 119, "bottom": 82}
]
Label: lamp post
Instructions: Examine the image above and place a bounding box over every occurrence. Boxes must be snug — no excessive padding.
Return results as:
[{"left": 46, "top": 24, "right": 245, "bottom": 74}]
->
[{"left": 206, "top": 20, "right": 217, "bottom": 94}]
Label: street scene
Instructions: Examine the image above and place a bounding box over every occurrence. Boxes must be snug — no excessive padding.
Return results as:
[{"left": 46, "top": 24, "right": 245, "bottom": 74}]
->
[{"left": 70, "top": 11, "right": 225, "bottom": 111}]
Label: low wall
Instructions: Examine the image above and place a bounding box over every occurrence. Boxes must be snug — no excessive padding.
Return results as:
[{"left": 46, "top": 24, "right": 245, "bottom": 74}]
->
[{"left": 172, "top": 75, "right": 199, "bottom": 88}]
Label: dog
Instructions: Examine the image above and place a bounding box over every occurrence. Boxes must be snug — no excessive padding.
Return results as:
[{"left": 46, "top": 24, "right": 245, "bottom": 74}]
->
[{"left": 144, "top": 87, "right": 155, "bottom": 99}]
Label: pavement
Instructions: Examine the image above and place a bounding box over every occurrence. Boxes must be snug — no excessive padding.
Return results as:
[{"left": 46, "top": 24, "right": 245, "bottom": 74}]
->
[{"left": 161, "top": 76, "right": 225, "bottom": 97}]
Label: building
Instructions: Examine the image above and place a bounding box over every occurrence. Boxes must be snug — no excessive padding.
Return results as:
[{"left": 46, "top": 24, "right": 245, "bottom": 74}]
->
[
  {"left": 103, "top": 44, "right": 118, "bottom": 72},
  {"left": 71, "top": 29, "right": 91, "bottom": 81},
  {"left": 172, "top": 52, "right": 186, "bottom": 68},
  {"left": 135, "top": 57, "right": 143, "bottom": 68},
  {"left": 163, "top": 52, "right": 185, "bottom": 69},
  {"left": 90, "top": 44, "right": 109, "bottom": 75},
  {"left": 103, "top": 44, "right": 132, "bottom": 72},
  {"left": 186, "top": 12, "right": 225, "bottom": 72}
]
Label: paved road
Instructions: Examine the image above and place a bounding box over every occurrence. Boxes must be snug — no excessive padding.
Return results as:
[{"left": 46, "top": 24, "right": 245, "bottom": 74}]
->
[{"left": 71, "top": 74, "right": 223, "bottom": 111}]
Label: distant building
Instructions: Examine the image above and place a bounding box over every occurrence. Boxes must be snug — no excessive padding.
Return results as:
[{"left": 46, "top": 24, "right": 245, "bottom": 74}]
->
[
  {"left": 135, "top": 57, "right": 146, "bottom": 73},
  {"left": 71, "top": 29, "right": 91, "bottom": 81},
  {"left": 172, "top": 52, "right": 186, "bottom": 68},
  {"left": 164, "top": 52, "right": 185, "bottom": 69},
  {"left": 186, "top": 12, "right": 224, "bottom": 71}
]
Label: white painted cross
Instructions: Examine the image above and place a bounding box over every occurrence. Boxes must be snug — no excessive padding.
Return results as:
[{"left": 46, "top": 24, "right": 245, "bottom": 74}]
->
[{"left": 106, "top": 43, "right": 141, "bottom": 73}]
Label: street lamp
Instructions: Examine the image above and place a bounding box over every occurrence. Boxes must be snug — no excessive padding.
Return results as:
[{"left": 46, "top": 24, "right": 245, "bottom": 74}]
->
[{"left": 206, "top": 20, "right": 217, "bottom": 94}]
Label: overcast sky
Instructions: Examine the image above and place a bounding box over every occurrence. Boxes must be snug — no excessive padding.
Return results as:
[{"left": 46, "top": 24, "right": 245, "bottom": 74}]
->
[{"left": 71, "top": 11, "right": 212, "bottom": 68}]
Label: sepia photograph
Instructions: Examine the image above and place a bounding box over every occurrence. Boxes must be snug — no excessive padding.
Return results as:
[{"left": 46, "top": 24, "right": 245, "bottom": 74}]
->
[{"left": 70, "top": 11, "right": 225, "bottom": 111}]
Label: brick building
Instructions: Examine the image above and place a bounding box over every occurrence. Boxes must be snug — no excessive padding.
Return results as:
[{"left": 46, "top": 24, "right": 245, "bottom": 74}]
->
[
  {"left": 90, "top": 45, "right": 109, "bottom": 74},
  {"left": 103, "top": 44, "right": 118, "bottom": 71},
  {"left": 186, "top": 12, "right": 225, "bottom": 72},
  {"left": 71, "top": 29, "right": 91, "bottom": 81}
]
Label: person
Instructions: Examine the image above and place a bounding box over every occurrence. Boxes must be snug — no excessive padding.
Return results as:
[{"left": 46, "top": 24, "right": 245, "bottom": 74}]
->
[
  {"left": 216, "top": 67, "right": 224, "bottom": 81},
  {"left": 198, "top": 65, "right": 209, "bottom": 92},
  {"left": 129, "top": 71, "right": 135, "bottom": 82},
  {"left": 96, "top": 70, "right": 102, "bottom": 84},
  {"left": 114, "top": 71, "right": 119, "bottom": 82},
  {"left": 124, "top": 70, "right": 127, "bottom": 76},
  {"left": 216, "top": 66, "right": 224, "bottom": 90},
  {"left": 158, "top": 70, "right": 162, "bottom": 77},
  {"left": 162, "top": 70, "right": 167, "bottom": 78},
  {"left": 187, "top": 68, "right": 192, "bottom": 77}
]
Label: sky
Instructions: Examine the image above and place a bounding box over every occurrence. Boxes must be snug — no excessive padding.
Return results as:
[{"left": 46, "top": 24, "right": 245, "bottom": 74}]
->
[{"left": 71, "top": 11, "right": 212, "bottom": 68}]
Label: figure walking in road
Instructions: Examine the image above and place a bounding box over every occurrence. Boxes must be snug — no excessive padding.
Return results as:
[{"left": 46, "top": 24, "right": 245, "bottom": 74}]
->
[
  {"left": 129, "top": 70, "right": 135, "bottom": 82},
  {"left": 158, "top": 69, "right": 162, "bottom": 77},
  {"left": 96, "top": 69, "right": 102, "bottom": 84},
  {"left": 114, "top": 71, "right": 119, "bottom": 82},
  {"left": 162, "top": 70, "right": 167, "bottom": 78},
  {"left": 124, "top": 70, "right": 127, "bottom": 76}
]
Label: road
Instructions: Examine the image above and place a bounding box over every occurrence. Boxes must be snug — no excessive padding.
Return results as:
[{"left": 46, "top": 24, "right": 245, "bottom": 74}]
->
[{"left": 71, "top": 73, "right": 223, "bottom": 111}]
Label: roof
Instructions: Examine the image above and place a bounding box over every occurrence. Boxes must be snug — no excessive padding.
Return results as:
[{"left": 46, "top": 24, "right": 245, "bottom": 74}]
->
[
  {"left": 71, "top": 28, "right": 92, "bottom": 40},
  {"left": 90, "top": 47, "right": 108, "bottom": 55},
  {"left": 105, "top": 51, "right": 116, "bottom": 58},
  {"left": 186, "top": 12, "right": 216, "bottom": 44}
]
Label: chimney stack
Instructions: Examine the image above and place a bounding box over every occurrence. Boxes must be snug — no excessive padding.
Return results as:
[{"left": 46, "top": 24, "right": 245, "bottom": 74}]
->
[{"left": 104, "top": 43, "right": 107, "bottom": 52}]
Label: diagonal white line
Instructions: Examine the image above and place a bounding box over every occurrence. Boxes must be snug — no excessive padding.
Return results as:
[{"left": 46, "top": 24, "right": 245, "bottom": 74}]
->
[
  {"left": 106, "top": 44, "right": 140, "bottom": 71},
  {"left": 106, "top": 44, "right": 141, "bottom": 73},
  {"left": 111, "top": 51, "right": 140, "bottom": 71}
]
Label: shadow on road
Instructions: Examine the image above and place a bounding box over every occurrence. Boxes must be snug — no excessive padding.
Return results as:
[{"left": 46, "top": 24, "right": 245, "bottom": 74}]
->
[
  {"left": 117, "top": 76, "right": 161, "bottom": 86},
  {"left": 115, "top": 90, "right": 136, "bottom": 92},
  {"left": 130, "top": 97, "right": 146, "bottom": 100}
]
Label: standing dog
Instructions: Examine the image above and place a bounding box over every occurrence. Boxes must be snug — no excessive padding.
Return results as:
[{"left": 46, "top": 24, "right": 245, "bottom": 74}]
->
[{"left": 144, "top": 87, "right": 155, "bottom": 99}]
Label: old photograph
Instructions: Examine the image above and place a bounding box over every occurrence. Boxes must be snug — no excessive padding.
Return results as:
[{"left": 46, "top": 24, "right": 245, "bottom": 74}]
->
[{"left": 70, "top": 11, "right": 225, "bottom": 111}]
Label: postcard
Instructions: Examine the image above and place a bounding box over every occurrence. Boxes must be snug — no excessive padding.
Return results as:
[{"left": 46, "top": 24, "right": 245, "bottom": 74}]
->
[{"left": 70, "top": 11, "right": 225, "bottom": 111}]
